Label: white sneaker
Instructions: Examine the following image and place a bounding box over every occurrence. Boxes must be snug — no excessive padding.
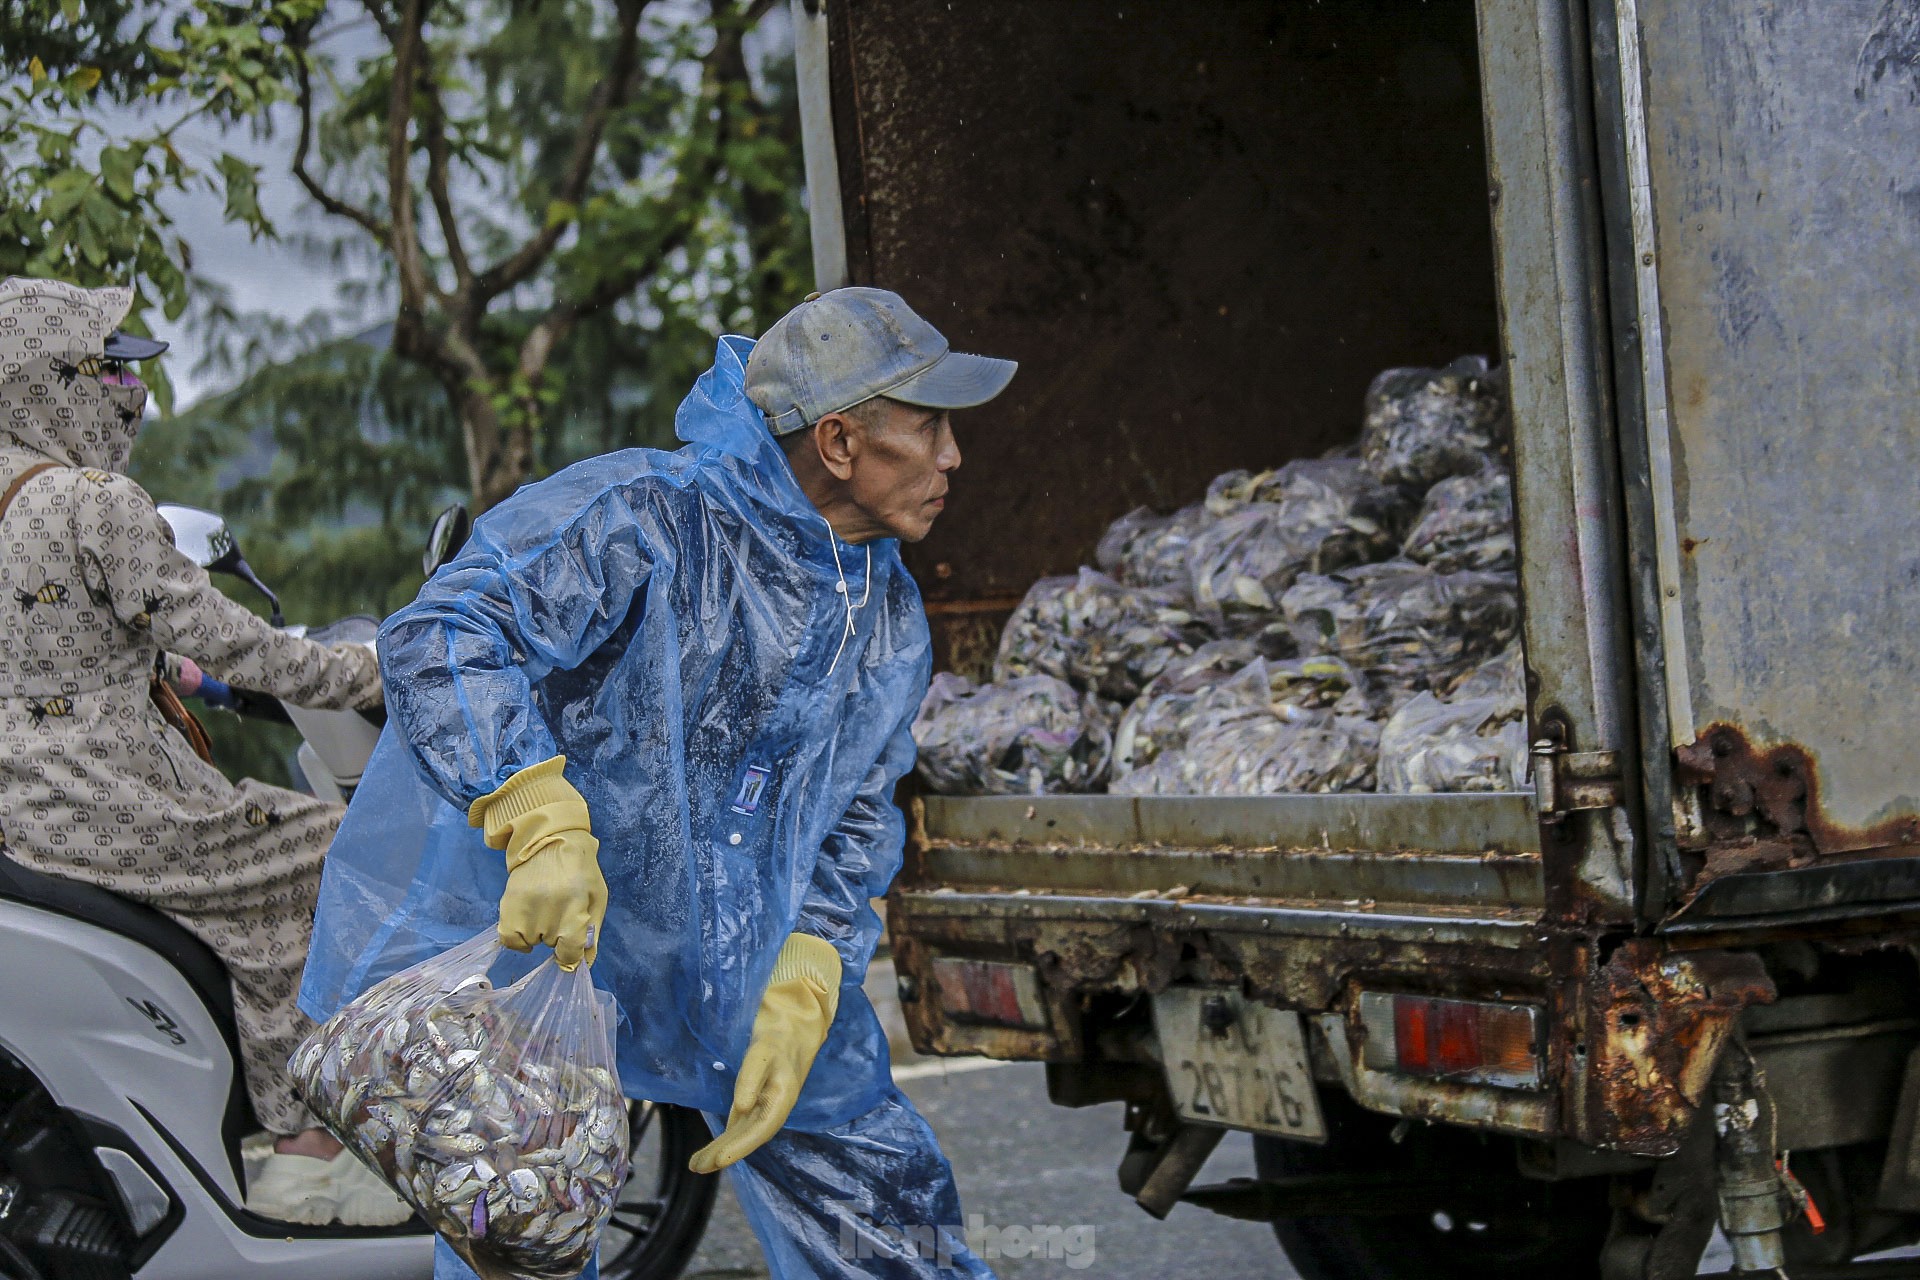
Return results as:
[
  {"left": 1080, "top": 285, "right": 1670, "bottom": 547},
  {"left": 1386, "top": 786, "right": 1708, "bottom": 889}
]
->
[
  {"left": 246, "top": 1149, "right": 414, "bottom": 1227},
  {"left": 330, "top": 1151, "right": 415, "bottom": 1227}
]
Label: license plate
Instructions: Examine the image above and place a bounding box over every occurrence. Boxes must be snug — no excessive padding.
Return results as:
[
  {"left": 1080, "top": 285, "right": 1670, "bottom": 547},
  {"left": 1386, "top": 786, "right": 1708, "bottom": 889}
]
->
[{"left": 1153, "top": 988, "right": 1326, "bottom": 1140}]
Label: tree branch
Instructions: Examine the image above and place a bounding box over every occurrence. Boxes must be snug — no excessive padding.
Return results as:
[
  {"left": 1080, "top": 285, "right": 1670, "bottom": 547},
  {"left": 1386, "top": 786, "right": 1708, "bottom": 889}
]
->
[
  {"left": 290, "top": 32, "right": 390, "bottom": 243},
  {"left": 419, "top": 66, "right": 472, "bottom": 295},
  {"left": 378, "top": 0, "right": 440, "bottom": 342},
  {"left": 474, "top": 0, "right": 653, "bottom": 303},
  {"left": 513, "top": 0, "right": 766, "bottom": 379}
]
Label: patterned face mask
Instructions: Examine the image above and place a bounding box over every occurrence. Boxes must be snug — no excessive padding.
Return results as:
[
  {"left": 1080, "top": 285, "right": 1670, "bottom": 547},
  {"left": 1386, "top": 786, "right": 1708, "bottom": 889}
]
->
[{"left": 99, "top": 363, "right": 148, "bottom": 431}]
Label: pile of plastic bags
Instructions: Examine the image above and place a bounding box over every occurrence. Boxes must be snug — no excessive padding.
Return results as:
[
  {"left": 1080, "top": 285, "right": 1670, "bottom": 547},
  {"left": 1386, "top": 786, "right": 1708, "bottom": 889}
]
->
[{"left": 913, "top": 357, "right": 1528, "bottom": 797}]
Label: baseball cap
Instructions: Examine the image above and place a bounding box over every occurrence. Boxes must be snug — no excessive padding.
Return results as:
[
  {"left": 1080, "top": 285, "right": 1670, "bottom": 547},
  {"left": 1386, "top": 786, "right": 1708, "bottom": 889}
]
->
[{"left": 745, "top": 287, "right": 1016, "bottom": 435}]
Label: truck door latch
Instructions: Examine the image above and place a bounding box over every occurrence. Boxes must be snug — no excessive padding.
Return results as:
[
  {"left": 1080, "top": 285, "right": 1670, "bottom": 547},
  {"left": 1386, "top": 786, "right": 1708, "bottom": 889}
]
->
[{"left": 1533, "top": 742, "right": 1624, "bottom": 823}]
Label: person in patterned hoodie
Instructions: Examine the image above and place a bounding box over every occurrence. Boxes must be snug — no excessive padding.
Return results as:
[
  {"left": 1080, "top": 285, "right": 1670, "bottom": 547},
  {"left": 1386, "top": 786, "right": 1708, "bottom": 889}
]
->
[{"left": 0, "top": 277, "right": 407, "bottom": 1225}]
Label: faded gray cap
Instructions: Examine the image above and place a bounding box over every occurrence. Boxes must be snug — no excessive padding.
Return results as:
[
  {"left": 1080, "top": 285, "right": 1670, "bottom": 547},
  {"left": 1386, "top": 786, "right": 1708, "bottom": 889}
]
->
[{"left": 745, "top": 287, "right": 1017, "bottom": 436}]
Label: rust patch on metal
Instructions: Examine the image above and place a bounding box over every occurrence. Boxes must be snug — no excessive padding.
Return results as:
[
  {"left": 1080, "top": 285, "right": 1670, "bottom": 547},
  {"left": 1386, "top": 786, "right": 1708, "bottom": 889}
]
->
[
  {"left": 1676, "top": 722, "right": 1920, "bottom": 869},
  {"left": 1580, "top": 939, "right": 1774, "bottom": 1156}
]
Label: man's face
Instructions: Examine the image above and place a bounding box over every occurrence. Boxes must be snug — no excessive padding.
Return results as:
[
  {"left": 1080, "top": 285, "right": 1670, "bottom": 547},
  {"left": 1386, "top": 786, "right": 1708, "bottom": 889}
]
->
[{"left": 845, "top": 400, "right": 961, "bottom": 543}]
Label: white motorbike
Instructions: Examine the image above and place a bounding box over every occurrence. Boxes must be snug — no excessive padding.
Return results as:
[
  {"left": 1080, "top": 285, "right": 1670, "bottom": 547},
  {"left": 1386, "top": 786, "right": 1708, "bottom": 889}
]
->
[{"left": 0, "top": 506, "right": 715, "bottom": 1280}]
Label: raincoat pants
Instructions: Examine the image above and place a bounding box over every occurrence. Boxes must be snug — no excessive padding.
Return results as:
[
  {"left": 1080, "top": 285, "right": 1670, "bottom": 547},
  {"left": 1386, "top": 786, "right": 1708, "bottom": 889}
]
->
[
  {"left": 0, "top": 278, "right": 383, "bottom": 1133},
  {"left": 304, "top": 337, "right": 994, "bottom": 1277}
]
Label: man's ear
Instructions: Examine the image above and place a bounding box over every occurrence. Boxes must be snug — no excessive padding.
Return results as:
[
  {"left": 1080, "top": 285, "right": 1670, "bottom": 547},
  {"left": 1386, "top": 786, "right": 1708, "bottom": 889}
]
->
[{"left": 813, "top": 411, "right": 859, "bottom": 481}]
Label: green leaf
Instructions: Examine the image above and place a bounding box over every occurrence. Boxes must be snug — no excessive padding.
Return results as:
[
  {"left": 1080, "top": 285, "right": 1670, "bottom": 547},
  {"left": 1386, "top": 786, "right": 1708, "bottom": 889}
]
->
[
  {"left": 216, "top": 153, "right": 272, "bottom": 237},
  {"left": 99, "top": 145, "right": 136, "bottom": 203},
  {"left": 59, "top": 0, "right": 82, "bottom": 23},
  {"left": 75, "top": 216, "right": 105, "bottom": 267},
  {"left": 43, "top": 169, "right": 92, "bottom": 222}
]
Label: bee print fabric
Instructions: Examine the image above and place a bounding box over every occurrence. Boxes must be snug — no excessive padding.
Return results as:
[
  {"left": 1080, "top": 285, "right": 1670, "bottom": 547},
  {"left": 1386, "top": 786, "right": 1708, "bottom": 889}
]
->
[{"left": 0, "top": 277, "right": 383, "bottom": 1133}]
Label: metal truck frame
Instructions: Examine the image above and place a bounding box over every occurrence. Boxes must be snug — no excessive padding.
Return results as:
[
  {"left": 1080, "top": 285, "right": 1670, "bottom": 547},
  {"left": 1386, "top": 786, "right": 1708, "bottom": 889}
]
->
[{"left": 792, "top": 2, "right": 1920, "bottom": 1275}]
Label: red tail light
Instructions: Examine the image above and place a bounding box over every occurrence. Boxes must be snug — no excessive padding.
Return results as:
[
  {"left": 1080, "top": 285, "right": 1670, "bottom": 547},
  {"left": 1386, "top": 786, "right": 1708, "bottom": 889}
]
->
[
  {"left": 931, "top": 957, "right": 1048, "bottom": 1030},
  {"left": 1358, "top": 992, "right": 1543, "bottom": 1089}
]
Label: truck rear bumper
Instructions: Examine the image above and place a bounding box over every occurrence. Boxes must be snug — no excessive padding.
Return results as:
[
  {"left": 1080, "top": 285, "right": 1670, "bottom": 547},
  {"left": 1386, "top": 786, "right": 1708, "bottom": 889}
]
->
[{"left": 889, "top": 886, "right": 1562, "bottom": 1139}]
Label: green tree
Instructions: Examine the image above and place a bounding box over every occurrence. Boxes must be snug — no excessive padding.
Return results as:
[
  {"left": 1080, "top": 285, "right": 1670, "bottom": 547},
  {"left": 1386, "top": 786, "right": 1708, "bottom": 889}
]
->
[{"left": 288, "top": 0, "right": 799, "bottom": 510}]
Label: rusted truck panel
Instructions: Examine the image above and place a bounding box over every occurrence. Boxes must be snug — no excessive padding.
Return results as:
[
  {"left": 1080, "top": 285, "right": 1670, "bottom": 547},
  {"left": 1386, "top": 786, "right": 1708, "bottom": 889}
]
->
[{"left": 1624, "top": 2, "right": 1920, "bottom": 869}]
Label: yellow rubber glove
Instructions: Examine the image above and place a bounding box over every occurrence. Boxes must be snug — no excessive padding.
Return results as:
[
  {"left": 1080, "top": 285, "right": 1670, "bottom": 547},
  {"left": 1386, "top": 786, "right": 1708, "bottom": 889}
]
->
[
  {"left": 468, "top": 756, "right": 608, "bottom": 970},
  {"left": 688, "top": 932, "right": 842, "bottom": 1173}
]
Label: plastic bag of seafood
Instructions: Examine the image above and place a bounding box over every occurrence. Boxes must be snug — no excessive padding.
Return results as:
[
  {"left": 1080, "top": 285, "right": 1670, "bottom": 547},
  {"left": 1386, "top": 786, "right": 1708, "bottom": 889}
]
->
[
  {"left": 912, "top": 671, "right": 1114, "bottom": 795},
  {"left": 1112, "top": 644, "right": 1367, "bottom": 779},
  {"left": 1112, "top": 702, "right": 1380, "bottom": 796},
  {"left": 1401, "top": 468, "right": 1515, "bottom": 573},
  {"left": 1280, "top": 560, "right": 1521, "bottom": 710},
  {"left": 290, "top": 931, "right": 627, "bottom": 1280},
  {"left": 992, "top": 568, "right": 1207, "bottom": 700},
  {"left": 1094, "top": 503, "right": 1212, "bottom": 598},
  {"left": 1359, "top": 357, "right": 1511, "bottom": 489},
  {"left": 1377, "top": 644, "right": 1529, "bottom": 794},
  {"left": 1204, "top": 456, "right": 1415, "bottom": 535},
  {"left": 1443, "top": 641, "right": 1525, "bottom": 704},
  {"left": 1186, "top": 501, "right": 1396, "bottom": 633}
]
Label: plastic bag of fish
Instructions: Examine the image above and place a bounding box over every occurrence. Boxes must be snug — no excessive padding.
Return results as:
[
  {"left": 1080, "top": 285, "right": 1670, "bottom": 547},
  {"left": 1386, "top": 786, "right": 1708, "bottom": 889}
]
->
[
  {"left": 1111, "top": 641, "right": 1366, "bottom": 779},
  {"left": 1401, "top": 468, "right": 1515, "bottom": 573},
  {"left": 1186, "top": 499, "right": 1396, "bottom": 632},
  {"left": 1095, "top": 503, "right": 1212, "bottom": 599},
  {"left": 1377, "top": 645, "right": 1530, "bottom": 793},
  {"left": 913, "top": 671, "right": 1115, "bottom": 795},
  {"left": 290, "top": 931, "right": 628, "bottom": 1280},
  {"left": 1204, "top": 456, "right": 1415, "bottom": 535},
  {"left": 1280, "top": 559, "right": 1520, "bottom": 711},
  {"left": 1359, "top": 357, "right": 1511, "bottom": 489},
  {"left": 1113, "top": 680, "right": 1380, "bottom": 797},
  {"left": 993, "top": 568, "right": 1208, "bottom": 700}
]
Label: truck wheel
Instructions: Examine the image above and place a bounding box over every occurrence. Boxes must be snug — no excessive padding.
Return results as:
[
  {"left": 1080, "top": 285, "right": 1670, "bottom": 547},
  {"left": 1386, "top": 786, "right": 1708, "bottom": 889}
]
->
[{"left": 1253, "top": 1097, "right": 1610, "bottom": 1280}]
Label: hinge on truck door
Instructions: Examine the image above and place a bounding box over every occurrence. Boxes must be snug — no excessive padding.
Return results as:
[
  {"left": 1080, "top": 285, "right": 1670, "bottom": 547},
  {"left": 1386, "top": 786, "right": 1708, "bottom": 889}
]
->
[{"left": 1533, "top": 739, "right": 1624, "bottom": 823}]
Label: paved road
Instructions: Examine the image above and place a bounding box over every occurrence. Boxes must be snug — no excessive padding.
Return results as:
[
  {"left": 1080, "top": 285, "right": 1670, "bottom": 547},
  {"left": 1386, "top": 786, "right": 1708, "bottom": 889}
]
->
[
  {"left": 680, "top": 1056, "right": 1289, "bottom": 1280},
  {"left": 678, "top": 957, "right": 1298, "bottom": 1278},
  {"left": 671, "top": 958, "right": 1918, "bottom": 1279}
]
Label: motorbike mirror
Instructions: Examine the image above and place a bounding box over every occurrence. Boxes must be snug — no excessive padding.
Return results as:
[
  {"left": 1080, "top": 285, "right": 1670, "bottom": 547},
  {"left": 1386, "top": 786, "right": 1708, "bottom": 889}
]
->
[
  {"left": 155, "top": 503, "right": 285, "bottom": 627},
  {"left": 424, "top": 503, "right": 471, "bottom": 578},
  {"left": 156, "top": 504, "right": 236, "bottom": 571}
]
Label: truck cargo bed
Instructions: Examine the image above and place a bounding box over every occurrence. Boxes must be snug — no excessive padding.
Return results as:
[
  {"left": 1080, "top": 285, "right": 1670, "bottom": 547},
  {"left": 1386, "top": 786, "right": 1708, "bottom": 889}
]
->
[{"left": 909, "top": 793, "right": 1542, "bottom": 917}]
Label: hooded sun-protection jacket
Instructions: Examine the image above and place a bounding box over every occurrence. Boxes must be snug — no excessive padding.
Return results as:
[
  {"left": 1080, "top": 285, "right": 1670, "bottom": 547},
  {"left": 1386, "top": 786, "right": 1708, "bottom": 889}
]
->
[
  {"left": 0, "top": 277, "right": 382, "bottom": 1133},
  {"left": 301, "top": 336, "right": 933, "bottom": 1129}
]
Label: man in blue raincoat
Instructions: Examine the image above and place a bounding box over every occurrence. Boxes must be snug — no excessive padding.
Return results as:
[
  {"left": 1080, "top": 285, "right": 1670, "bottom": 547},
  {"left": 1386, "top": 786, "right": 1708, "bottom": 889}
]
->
[{"left": 301, "top": 288, "right": 1015, "bottom": 1278}]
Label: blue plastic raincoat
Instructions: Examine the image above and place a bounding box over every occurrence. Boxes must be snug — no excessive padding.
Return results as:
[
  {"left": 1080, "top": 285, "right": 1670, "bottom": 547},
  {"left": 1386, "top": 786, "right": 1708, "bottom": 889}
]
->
[{"left": 298, "top": 336, "right": 931, "bottom": 1132}]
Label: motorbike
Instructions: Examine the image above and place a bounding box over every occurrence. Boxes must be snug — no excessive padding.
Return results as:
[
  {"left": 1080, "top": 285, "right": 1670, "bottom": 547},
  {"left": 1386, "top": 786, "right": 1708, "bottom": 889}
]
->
[{"left": 0, "top": 505, "right": 715, "bottom": 1280}]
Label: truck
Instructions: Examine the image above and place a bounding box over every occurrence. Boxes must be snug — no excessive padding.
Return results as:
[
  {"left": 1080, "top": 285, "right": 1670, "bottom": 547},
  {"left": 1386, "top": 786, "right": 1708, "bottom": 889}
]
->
[{"left": 788, "top": 2, "right": 1920, "bottom": 1277}]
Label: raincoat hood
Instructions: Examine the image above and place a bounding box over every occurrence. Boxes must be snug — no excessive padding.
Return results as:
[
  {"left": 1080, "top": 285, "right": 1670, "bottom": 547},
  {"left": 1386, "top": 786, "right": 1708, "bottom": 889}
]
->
[
  {"left": 303, "top": 337, "right": 935, "bottom": 1132},
  {"left": 0, "top": 278, "right": 146, "bottom": 472}
]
